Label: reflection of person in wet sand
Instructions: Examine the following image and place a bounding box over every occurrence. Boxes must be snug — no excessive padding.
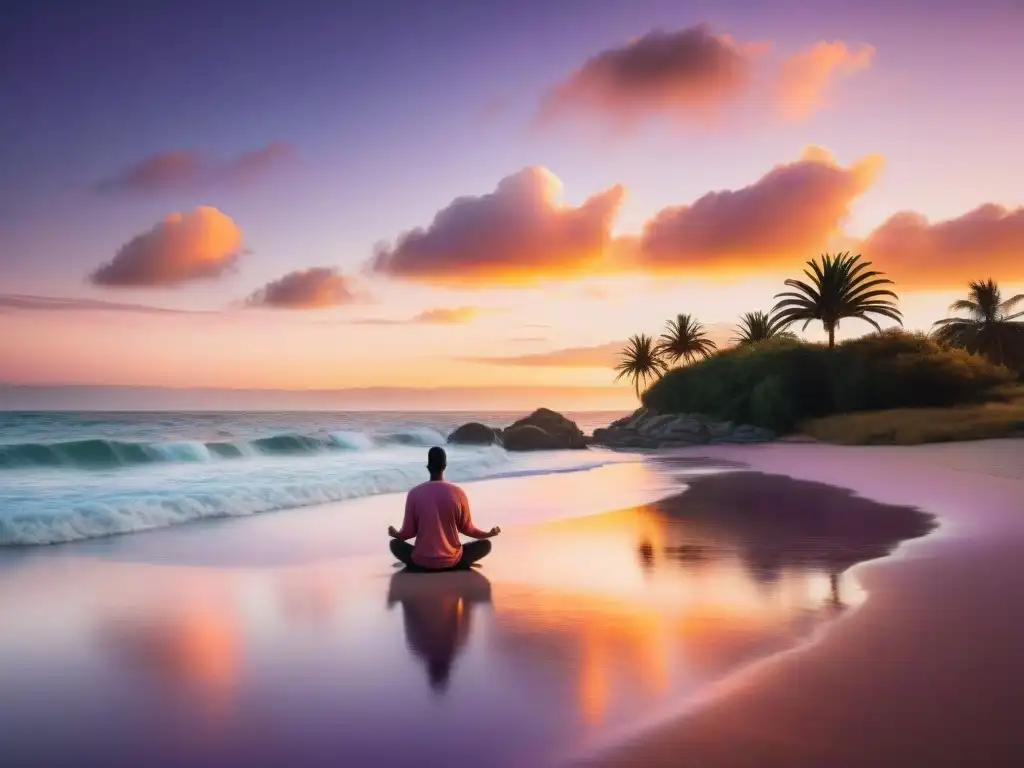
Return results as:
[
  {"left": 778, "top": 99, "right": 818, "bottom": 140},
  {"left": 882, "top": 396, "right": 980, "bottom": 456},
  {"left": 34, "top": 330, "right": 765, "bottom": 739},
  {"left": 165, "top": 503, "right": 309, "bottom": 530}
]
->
[{"left": 386, "top": 569, "right": 492, "bottom": 693}]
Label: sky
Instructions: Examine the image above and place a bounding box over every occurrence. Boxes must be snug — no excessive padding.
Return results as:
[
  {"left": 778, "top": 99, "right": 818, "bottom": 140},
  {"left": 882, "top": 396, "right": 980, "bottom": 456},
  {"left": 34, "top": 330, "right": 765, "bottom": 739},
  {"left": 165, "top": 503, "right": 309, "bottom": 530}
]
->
[{"left": 2, "top": 0, "right": 1022, "bottom": 409}]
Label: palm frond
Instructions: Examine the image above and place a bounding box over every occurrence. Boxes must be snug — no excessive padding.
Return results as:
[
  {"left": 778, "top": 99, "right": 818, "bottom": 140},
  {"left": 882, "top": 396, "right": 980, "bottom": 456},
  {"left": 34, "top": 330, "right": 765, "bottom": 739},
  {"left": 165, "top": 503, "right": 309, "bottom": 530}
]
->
[
  {"left": 931, "top": 279, "right": 1024, "bottom": 368},
  {"left": 771, "top": 252, "right": 902, "bottom": 347},
  {"left": 657, "top": 313, "right": 719, "bottom": 365},
  {"left": 614, "top": 333, "right": 667, "bottom": 398},
  {"left": 732, "top": 309, "right": 796, "bottom": 345}
]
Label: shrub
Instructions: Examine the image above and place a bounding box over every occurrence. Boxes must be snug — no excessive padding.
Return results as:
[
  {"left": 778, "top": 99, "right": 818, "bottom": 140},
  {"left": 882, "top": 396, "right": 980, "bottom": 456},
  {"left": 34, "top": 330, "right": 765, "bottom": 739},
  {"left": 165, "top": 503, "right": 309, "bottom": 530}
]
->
[
  {"left": 641, "top": 331, "right": 1014, "bottom": 432},
  {"left": 749, "top": 374, "right": 796, "bottom": 431}
]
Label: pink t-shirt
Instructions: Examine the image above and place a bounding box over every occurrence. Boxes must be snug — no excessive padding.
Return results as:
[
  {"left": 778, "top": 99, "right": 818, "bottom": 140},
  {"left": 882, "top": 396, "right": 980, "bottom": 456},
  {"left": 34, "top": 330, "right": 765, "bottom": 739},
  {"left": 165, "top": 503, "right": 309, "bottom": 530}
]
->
[{"left": 396, "top": 481, "right": 487, "bottom": 569}]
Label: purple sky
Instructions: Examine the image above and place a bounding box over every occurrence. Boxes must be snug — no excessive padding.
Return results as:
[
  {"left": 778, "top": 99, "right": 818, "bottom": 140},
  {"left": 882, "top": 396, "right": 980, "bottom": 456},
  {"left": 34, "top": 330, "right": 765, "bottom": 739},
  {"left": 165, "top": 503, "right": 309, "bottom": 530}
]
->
[{"left": 2, "top": 0, "right": 1022, "bottom": 407}]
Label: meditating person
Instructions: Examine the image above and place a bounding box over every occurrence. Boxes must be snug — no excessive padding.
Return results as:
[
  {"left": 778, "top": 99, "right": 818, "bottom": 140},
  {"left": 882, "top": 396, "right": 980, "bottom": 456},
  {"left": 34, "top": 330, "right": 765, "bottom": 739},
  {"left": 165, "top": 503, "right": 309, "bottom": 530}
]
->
[{"left": 388, "top": 446, "right": 500, "bottom": 570}]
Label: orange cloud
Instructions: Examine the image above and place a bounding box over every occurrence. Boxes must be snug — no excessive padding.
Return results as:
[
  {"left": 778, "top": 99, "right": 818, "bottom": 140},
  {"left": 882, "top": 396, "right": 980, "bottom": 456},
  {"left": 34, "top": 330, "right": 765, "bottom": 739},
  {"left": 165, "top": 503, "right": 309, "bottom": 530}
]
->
[
  {"left": 96, "top": 142, "right": 293, "bottom": 195},
  {"left": 246, "top": 267, "right": 356, "bottom": 309},
  {"left": 634, "top": 146, "right": 882, "bottom": 272},
  {"left": 0, "top": 294, "right": 206, "bottom": 315},
  {"left": 464, "top": 341, "right": 627, "bottom": 368},
  {"left": 349, "top": 306, "right": 482, "bottom": 325},
  {"left": 90, "top": 207, "right": 243, "bottom": 287},
  {"left": 539, "top": 25, "right": 756, "bottom": 129},
  {"left": 777, "top": 41, "right": 875, "bottom": 119},
  {"left": 412, "top": 306, "right": 480, "bottom": 324},
  {"left": 861, "top": 204, "right": 1024, "bottom": 287},
  {"left": 370, "top": 167, "right": 624, "bottom": 285}
]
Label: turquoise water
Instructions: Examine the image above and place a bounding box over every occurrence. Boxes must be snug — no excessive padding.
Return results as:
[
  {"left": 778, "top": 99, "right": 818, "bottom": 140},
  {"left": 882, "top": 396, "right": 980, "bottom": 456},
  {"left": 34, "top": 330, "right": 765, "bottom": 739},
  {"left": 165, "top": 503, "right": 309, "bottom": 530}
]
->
[{"left": 0, "top": 411, "right": 626, "bottom": 546}]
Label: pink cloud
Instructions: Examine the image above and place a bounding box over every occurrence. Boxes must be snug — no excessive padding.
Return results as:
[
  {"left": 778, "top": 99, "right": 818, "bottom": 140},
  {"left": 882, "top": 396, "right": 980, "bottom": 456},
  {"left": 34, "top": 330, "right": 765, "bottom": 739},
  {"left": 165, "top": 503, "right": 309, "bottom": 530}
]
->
[
  {"left": 349, "top": 306, "right": 483, "bottom": 325},
  {"left": 538, "top": 25, "right": 757, "bottom": 129},
  {"left": 96, "top": 142, "right": 294, "bottom": 195},
  {"left": 634, "top": 146, "right": 883, "bottom": 272},
  {"left": 777, "top": 41, "right": 875, "bottom": 119},
  {"left": 370, "top": 167, "right": 624, "bottom": 285},
  {"left": 220, "top": 142, "right": 295, "bottom": 187},
  {"left": 90, "top": 207, "right": 243, "bottom": 287},
  {"left": 463, "top": 341, "right": 628, "bottom": 368},
  {"left": 0, "top": 294, "right": 207, "bottom": 315},
  {"left": 246, "top": 268, "right": 357, "bottom": 309},
  {"left": 861, "top": 203, "right": 1024, "bottom": 287},
  {"left": 537, "top": 26, "right": 874, "bottom": 129}
]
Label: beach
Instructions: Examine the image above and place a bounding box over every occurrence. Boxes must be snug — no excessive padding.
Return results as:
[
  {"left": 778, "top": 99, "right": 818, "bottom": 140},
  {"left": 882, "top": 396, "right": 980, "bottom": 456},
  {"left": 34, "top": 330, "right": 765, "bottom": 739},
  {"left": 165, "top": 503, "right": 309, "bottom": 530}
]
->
[
  {"left": 593, "top": 440, "right": 1024, "bottom": 767},
  {"left": 1, "top": 432, "right": 1022, "bottom": 766}
]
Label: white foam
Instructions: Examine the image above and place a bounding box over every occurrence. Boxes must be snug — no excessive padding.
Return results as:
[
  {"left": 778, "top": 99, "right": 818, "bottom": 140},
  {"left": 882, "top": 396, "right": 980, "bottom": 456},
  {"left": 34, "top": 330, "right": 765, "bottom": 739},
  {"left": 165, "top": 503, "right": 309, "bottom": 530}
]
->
[{"left": 0, "top": 444, "right": 638, "bottom": 546}]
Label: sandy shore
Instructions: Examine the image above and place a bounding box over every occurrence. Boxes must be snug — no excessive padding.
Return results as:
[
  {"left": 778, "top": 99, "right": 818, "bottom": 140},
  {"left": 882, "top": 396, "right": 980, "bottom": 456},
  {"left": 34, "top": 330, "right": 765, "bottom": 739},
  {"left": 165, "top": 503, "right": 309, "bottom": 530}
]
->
[
  {"left": 588, "top": 440, "right": 1024, "bottom": 767},
  {"left": 1, "top": 442, "right": 1021, "bottom": 766}
]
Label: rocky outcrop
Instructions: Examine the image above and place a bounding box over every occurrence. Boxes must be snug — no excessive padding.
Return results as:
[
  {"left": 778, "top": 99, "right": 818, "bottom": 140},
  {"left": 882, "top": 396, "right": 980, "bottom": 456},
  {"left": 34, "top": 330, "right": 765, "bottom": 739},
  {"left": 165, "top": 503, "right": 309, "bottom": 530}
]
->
[
  {"left": 447, "top": 408, "right": 588, "bottom": 451},
  {"left": 592, "top": 408, "right": 774, "bottom": 449},
  {"left": 447, "top": 422, "right": 501, "bottom": 446},
  {"left": 501, "top": 424, "right": 567, "bottom": 451},
  {"left": 504, "top": 408, "right": 588, "bottom": 450}
]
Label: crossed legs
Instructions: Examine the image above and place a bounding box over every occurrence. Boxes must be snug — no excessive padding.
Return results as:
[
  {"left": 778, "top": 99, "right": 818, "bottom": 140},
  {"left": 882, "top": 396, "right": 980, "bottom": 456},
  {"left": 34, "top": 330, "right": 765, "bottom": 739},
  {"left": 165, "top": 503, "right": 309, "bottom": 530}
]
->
[{"left": 389, "top": 539, "right": 492, "bottom": 570}]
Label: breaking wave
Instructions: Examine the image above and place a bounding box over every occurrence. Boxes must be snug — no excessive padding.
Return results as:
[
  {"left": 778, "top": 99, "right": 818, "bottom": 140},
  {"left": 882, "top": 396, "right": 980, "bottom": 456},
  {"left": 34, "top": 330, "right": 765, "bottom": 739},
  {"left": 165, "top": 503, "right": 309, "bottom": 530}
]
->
[
  {"left": 0, "top": 449, "right": 627, "bottom": 546},
  {"left": 0, "top": 426, "right": 449, "bottom": 471}
]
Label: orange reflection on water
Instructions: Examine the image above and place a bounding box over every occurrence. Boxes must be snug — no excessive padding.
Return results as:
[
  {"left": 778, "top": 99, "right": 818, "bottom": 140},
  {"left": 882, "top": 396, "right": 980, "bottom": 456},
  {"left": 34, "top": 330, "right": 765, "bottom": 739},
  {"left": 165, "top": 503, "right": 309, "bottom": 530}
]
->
[
  {"left": 580, "top": 631, "right": 609, "bottom": 725},
  {"left": 486, "top": 498, "right": 853, "bottom": 728},
  {"left": 99, "top": 584, "right": 245, "bottom": 725},
  {"left": 104, "top": 602, "right": 241, "bottom": 686}
]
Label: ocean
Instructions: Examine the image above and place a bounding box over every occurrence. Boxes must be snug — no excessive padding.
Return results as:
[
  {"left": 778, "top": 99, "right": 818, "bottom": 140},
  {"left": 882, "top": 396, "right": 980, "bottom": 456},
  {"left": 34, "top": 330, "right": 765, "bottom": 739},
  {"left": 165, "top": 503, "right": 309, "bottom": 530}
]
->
[{"left": 0, "top": 410, "right": 627, "bottom": 546}]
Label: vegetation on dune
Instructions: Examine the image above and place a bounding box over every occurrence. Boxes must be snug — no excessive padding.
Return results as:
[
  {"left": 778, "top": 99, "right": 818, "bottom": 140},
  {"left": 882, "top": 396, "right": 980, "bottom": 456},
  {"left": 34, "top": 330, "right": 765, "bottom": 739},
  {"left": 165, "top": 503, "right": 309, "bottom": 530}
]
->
[
  {"left": 732, "top": 310, "right": 797, "bottom": 346},
  {"left": 614, "top": 333, "right": 667, "bottom": 397},
  {"left": 657, "top": 313, "right": 719, "bottom": 364},
  {"left": 772, "top": 252, "right": 902, "bottom": 348},
  {"left": 931, "top": 279, "right": 1024, "bottom": 372},
  {"left": 800, "top": 389, "right": 1024, "bottom": 444},
  {"left": 640, "top": 331, "right": 1014, "bottom": 432},
  {"left": 611, "top": 256, "right": 1023, "bottom": 443}
]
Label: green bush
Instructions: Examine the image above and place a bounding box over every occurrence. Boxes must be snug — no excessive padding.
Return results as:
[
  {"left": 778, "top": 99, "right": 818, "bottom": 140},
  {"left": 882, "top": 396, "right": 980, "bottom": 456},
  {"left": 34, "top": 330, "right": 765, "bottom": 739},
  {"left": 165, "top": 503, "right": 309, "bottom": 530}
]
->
[
  {"left": 749, "top": 374, "right": 796, "bottom": 431},
  {"left": 641, "top": 330, "right": 1014, "bottom": 432}
]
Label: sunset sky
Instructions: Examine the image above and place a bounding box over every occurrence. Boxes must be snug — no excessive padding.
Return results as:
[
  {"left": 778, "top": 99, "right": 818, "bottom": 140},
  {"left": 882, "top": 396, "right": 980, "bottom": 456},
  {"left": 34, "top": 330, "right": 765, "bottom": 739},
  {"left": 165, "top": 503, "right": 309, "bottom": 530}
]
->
[{"left": 2, "top": 0, "right": 1022, "bottom": 409}]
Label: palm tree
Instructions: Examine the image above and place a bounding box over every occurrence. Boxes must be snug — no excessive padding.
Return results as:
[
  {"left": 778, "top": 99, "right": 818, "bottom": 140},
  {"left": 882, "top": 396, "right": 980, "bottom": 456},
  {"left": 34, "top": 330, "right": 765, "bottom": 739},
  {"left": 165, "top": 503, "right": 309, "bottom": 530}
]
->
[
  {"left": 772, "top": 252, "right": 902, "bottom": 348},
  {"left": 614, "top": 334, "right": 667, "bottom": 397},
  {"left": 657, "top": 313, "right": 718, "bottom": 364},
  {"left": 931, "top": 279, "right": 1024, "bottom": 368},
  {"left": 732, "top": 310, "right": 797, "bottom": 346}
]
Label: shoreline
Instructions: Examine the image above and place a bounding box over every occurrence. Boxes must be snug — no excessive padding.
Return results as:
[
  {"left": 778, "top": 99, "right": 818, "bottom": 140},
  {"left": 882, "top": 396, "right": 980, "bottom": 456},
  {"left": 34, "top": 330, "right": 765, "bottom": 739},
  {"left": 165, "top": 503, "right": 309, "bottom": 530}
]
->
[
  {"left": 586, "top": 440, "right": 1024, "bottom": 767},
  {"left": 3, "top": 440, "right": 1022, "bottom": 766}
]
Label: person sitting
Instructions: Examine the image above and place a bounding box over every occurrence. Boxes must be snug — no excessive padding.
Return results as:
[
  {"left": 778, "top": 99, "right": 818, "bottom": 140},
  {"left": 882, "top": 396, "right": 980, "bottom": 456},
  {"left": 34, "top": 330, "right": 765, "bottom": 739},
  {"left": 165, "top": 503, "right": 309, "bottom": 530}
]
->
[{"left": 388, "top": 446, "right": 500, "bottom": 571}]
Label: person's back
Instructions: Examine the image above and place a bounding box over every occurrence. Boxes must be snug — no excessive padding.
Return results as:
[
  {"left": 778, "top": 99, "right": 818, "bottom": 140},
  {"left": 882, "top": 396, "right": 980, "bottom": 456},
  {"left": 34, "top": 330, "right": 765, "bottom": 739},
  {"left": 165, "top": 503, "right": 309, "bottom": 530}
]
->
[
  {"left": 403, "top": 480, "right": 470, "bottom": 569},
  {"left": 389, "top": 447, "right": 499, "bottom": 570}
]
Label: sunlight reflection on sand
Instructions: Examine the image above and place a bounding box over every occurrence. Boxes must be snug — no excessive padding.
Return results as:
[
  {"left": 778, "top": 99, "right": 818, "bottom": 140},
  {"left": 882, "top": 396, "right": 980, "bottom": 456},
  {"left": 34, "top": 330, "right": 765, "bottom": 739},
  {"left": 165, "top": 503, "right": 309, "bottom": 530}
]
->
[{"left": 0, "top": 459, "right": 928, "bottom": 767}]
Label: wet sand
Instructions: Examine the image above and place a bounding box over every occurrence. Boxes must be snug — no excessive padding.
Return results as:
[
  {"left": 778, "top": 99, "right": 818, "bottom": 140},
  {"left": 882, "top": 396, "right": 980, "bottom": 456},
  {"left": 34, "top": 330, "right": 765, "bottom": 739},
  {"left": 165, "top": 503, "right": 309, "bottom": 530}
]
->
[
  {"left": 0, "top": 452, "right": 945, "bottom": 767},
  {"left": 590, "top": 440, "right": 1024, "bottom": 767}
]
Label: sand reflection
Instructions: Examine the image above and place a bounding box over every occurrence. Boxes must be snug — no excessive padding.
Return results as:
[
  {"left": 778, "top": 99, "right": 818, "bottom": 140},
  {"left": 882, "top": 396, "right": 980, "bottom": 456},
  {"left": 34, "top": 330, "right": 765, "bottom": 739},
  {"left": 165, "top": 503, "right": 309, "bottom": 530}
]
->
[
  {"left": 102, "top": 606, "right": 240, "bottom": 688},
  {"left": 97, "top": 596, "right": 243, "bottom": 731},
  {"left": 387, "top": 569, "right": 492, "bottom": 693},
  {"left": 460, "top": 471, "right": 932, "bottom": 731}
]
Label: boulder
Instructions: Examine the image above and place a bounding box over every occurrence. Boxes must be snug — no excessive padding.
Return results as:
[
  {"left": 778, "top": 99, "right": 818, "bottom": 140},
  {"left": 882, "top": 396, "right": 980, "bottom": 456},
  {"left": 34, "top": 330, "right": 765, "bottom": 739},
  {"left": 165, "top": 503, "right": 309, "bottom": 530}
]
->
[
  {"left": 590, "top": 409, "right": 776, "bottom": 449},
  {"left": 652, "top": 415, "right": 709, "bottom": 441},
  {"left": 447, "top": 422, "right": 500, "bottom": 446},
  {"left": 642, "top": 414, "right": 679, "bottom": 434},
  {"left": 711, "top": 424, "right": 776, "bottom": 444},
  {"left": 502, "top": 424, "right": 566, "bottom": 451},
  {"left": 505, "top": 408, "right": 587, "bottom": 450},
  {"left": 623, "top": 407, "right": 653, "bottom": 430}
]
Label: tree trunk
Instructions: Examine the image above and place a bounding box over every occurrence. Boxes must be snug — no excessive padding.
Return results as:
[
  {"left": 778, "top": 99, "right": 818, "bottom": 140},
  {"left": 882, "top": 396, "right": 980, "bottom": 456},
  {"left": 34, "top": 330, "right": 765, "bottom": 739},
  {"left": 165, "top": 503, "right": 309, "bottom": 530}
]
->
[{"left": 828, "top": 325, "right": 836, "bottom": 349}]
